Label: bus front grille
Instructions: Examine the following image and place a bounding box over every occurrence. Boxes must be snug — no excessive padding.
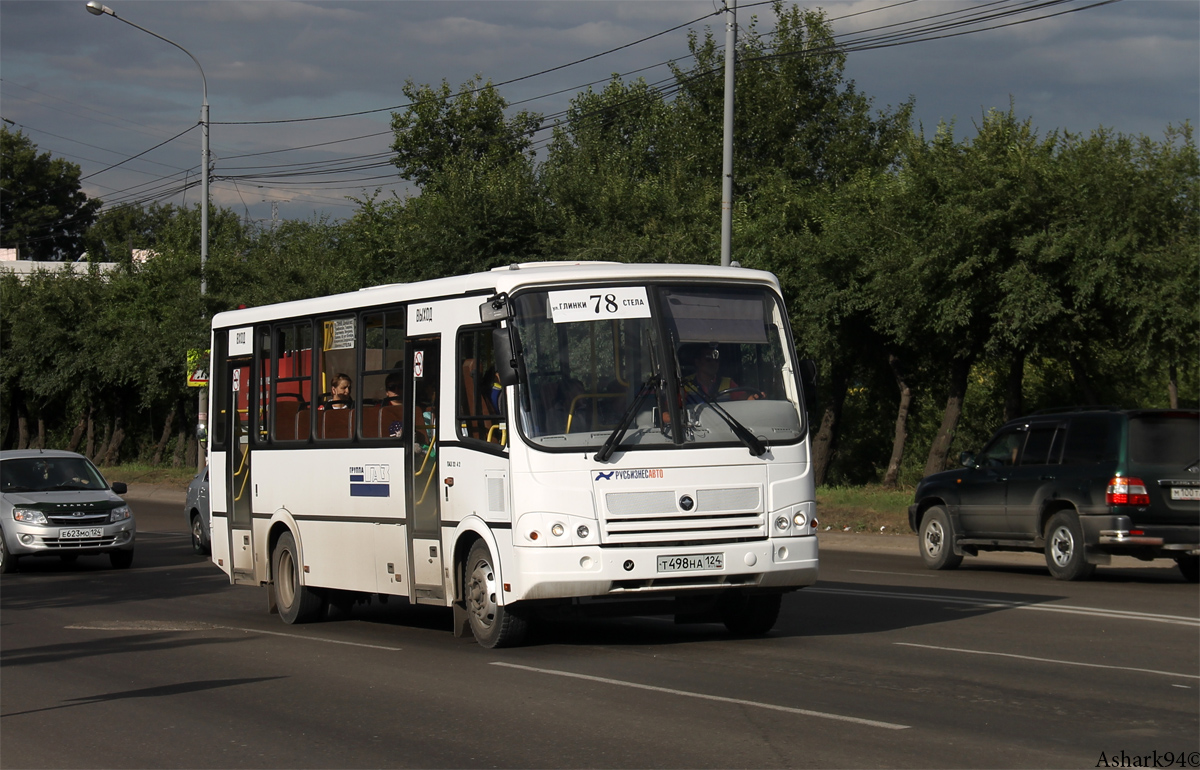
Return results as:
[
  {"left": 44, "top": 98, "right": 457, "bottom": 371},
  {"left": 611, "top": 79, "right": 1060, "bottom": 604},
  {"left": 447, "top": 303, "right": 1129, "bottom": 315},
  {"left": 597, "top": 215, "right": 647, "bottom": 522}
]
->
[{"left": 602, "top": 487, "right": 765, "bottom": 545}]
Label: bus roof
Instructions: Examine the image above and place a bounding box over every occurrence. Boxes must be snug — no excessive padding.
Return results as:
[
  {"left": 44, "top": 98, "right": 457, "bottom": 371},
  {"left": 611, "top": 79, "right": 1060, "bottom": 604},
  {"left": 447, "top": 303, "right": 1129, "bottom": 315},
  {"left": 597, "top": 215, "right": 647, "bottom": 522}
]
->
[{"left": 210, "top": 261, "right": 782, "bottom": 329}]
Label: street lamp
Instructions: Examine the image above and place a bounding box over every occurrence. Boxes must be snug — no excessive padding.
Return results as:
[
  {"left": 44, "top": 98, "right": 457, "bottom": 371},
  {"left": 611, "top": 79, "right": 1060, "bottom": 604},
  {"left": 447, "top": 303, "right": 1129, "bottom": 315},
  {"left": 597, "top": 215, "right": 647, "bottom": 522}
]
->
[{"left": 87, "top": 1, "right": 209, "bottom": 468}]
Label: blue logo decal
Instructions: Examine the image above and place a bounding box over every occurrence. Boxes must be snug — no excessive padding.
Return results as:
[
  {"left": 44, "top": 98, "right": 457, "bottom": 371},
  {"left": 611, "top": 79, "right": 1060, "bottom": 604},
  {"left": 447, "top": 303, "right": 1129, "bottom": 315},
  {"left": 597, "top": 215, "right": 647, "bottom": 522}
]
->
[
  {"left": 350, "top": 464, "right": 390, "bottom": 497},
  {"left": 595, "top": 471, "right": 614, "bottom": 481}
]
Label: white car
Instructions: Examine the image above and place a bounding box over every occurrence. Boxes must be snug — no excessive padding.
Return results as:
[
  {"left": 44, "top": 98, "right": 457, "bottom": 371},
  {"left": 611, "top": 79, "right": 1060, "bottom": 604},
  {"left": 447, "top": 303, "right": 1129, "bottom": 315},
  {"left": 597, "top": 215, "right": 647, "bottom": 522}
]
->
[{"left": 0, "top": 450, "right": 134, "bottom": 573}]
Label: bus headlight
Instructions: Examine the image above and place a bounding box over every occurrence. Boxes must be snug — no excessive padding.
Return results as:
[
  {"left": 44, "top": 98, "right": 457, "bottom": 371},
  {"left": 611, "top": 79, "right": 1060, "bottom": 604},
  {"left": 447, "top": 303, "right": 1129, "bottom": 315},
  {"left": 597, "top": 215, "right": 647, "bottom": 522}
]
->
[
  {"left": 576, "top": 525, "right": 589, "bottom": 539},
  {"left": 774, "top": 515, "right": 790, "bottom": 532},
  {"left": 550, "top": 523, "right": 565, "bottom": 537},
  {"left": 793, "top": 511, "right": 807, "bottom": 528}
]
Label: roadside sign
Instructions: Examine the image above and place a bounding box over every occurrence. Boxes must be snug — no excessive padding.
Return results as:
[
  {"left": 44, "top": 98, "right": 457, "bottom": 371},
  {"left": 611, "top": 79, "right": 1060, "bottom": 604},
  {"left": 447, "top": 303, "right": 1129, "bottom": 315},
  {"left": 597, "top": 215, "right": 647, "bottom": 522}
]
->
[{"left": 187, "top": 349, "right": 210, "bottom": 388}]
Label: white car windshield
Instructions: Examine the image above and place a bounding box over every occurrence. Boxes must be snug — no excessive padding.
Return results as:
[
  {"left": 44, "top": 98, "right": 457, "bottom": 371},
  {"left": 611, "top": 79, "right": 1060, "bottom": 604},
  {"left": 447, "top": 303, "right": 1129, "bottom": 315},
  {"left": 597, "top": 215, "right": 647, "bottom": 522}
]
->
[{"left": 1, "top": 457, "right": 108, "bottom": 493}]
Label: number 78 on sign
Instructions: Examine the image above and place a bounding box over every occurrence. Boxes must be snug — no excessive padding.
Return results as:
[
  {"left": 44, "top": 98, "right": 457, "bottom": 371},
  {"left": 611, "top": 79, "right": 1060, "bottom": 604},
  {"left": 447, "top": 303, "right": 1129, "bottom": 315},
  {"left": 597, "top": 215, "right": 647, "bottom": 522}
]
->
[{"left": 547, "top": 287, "right": 652, "bottom": 323}]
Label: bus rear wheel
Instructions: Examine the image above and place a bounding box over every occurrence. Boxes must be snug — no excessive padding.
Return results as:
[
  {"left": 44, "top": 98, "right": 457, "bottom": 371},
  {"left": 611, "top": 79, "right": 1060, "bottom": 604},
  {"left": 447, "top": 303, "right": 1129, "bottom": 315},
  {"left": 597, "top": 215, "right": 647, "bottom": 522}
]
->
[
  {"left": 273, "top": 531, "right": 324, "bottom": 624},
  {"left": 464, "top": 540, "right": 527, "bottom": 648}
]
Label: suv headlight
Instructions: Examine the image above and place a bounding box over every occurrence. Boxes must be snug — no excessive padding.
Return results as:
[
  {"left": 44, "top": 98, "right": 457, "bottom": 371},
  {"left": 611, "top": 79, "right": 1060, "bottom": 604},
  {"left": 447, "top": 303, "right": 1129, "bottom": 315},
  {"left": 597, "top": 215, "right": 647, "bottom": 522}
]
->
[
  {"left": 109, "top": 505, "right": 132, "bottom": 522},
  {"left": 13, "top": 508, "right": 48, "bottom": 525}
]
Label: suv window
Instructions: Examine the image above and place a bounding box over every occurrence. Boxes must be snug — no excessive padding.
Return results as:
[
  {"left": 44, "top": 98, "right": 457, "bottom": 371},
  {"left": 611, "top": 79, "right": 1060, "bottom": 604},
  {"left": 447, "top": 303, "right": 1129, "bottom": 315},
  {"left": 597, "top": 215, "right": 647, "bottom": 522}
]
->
[
  {"left": 1129, "top": 413, "right": 1199, "bottom": 466},
  {"left": 1020, "top": 425, "right": 1060, "bottom": 465},
  {"left": 1062, "top": 415, "right": 1116, "bottom": 465},
  {"left": 980, "top": 428, "right": 1023, "bottom": 467}
]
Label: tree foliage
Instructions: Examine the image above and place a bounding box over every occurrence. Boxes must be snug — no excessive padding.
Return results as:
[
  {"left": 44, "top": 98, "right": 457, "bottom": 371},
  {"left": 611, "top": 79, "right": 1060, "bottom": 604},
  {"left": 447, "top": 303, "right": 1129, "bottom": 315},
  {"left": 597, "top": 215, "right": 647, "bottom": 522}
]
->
[
  {"left": 2, "top": 4, "right": 1195, "bottom": 482},
  {"left": 1, "top": 127, "right": 101, "bottom": 261}
]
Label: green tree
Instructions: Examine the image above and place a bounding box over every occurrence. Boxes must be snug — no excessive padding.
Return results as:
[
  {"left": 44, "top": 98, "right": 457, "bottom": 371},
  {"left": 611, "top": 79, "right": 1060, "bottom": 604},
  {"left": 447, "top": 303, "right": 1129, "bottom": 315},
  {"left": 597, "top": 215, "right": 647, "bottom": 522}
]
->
[
  {"left": 390, "top": 77, "right": 541, "bottom": 189},
  {"left": 0, "top": 126, "right": 101, "bottom": 261}
]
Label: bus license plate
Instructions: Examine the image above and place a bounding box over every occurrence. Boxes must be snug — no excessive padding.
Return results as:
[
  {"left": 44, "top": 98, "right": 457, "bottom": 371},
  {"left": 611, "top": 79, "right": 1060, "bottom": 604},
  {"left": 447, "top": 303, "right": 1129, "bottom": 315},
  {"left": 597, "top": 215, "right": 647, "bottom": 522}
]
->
[
  {"left": 657, "top": 553, "right": 723, "bottom": 573},
  {"left": 59, "top": 528, "right": 103, "bottom": 539},
  {"left": 1171, "top": 487, "right": 1200, "bottom": 501}
]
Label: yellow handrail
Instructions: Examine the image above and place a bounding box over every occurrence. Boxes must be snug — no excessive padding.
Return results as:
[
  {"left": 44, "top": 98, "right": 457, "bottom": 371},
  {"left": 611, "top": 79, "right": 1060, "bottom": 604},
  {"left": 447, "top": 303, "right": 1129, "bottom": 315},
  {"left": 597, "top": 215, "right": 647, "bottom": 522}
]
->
[
  {"left": 486, "top": 423, "right": 508, "bottom": 445},
  {"left": 565, "top": 393, "right": 623, "bottom": 433}
]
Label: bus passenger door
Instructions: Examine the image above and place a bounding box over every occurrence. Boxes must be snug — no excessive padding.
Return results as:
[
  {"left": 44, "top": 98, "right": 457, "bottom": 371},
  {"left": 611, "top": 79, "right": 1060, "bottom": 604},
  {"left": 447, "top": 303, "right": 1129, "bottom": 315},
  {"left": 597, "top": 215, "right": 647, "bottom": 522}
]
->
[
  {"left": 408, "top": 336, "right": 444, "bottom": 602},
  {"left": 227, "top": 354, "right": 256, "bottom": 584}
]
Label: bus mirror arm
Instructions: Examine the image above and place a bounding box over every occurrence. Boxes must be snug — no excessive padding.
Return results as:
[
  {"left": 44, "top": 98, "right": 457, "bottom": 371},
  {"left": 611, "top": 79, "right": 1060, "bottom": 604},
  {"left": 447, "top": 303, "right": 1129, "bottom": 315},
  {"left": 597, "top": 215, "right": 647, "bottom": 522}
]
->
[{"left": 492, "top": 326, "right": 520, "bottom": 388}]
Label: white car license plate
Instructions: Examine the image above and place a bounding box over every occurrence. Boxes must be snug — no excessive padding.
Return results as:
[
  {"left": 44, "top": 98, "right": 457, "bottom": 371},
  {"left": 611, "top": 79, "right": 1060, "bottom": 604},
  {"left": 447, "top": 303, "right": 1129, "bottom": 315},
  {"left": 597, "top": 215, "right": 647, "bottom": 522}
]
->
[
  {"left": 59, "top": 527, "right": 103, "bottom": 539},
  {"left": 1170, "top": 487, "right": 1200, "bottom": 501},
  {"left": 657, "top": 553, "right": 723, "bottom": 573}
]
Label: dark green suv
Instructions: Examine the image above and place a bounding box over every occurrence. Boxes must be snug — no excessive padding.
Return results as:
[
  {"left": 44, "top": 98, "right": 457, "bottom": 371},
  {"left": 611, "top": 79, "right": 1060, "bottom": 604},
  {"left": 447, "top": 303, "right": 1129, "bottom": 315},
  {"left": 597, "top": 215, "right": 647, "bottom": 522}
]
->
[{"left": 909, "top": 408, "right": 1199, "bottom": 581}]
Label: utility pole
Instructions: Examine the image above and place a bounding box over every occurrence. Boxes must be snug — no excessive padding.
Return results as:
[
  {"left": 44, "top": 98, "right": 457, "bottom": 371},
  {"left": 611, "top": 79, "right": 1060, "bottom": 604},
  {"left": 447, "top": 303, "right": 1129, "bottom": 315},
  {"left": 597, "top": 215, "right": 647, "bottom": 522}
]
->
[{"left": 720, "top": 0, "right": 737, "bottom": 267}]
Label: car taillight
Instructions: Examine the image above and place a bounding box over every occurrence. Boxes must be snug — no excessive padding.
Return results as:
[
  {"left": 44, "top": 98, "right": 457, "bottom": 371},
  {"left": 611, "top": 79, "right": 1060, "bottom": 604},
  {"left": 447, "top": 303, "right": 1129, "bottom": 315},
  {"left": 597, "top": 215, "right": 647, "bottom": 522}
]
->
[{"left": 1106, "top": 476, "right": 1150, "bottom": 506}]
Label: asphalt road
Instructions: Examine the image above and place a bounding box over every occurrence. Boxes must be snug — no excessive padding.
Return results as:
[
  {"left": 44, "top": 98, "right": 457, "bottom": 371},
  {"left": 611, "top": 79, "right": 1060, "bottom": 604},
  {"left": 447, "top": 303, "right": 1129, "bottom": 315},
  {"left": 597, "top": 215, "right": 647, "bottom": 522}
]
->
[{"left": 2, "top": 498, "right": 1197, "bottom": 769}]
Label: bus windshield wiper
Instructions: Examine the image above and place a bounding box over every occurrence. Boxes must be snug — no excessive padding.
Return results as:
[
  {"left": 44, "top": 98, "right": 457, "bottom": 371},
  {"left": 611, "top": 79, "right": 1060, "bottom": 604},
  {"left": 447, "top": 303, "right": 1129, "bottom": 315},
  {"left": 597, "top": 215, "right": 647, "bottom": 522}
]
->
[
  {"left": 596, "top": 373, "right": 659, "bottom": 462},
  {"left": 683, "top": 383, "right": 767, "bottom": 457}
]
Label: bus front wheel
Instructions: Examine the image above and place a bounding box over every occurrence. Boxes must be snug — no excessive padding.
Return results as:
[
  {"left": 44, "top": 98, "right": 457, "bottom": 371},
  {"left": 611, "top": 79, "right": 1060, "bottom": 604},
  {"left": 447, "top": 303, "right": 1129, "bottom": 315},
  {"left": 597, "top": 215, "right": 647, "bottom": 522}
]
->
[
  {"left": 273, "top": 531, "right": 324, "bottom": 624},
  {"left": 464, "top": 540, "right": 528, "bottom": 648}
]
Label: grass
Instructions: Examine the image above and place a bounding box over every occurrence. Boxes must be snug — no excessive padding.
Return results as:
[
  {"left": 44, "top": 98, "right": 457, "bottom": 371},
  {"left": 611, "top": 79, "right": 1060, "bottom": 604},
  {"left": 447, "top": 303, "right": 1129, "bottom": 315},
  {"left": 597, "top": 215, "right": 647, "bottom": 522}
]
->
[
  {"left": 100, "top": 463, "right": 198, "bottom": 489},
  {"left": 816, "top": 484, "right": 914, "bottom": 535}
]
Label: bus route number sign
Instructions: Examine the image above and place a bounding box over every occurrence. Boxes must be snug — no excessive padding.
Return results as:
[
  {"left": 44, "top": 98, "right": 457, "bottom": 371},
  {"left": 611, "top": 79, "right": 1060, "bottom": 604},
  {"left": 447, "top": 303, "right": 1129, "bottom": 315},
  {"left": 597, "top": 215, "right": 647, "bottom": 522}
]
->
[{"left": 548, "top": 287, "right": 652, "bottom": 324}]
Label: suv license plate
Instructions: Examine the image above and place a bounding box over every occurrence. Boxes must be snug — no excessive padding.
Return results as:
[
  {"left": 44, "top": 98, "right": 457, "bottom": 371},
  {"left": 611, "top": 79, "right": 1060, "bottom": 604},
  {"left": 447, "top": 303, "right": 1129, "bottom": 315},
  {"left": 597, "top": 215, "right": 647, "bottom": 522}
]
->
[
  {"left": 1171, "top": 488, "right": 1200, "bottom": 501},
  {"left": 60, "top": 527, "right": 103, "bottom": 539},
  {"left": 657, "top": 553, "right": 724, "bottom": 573}
]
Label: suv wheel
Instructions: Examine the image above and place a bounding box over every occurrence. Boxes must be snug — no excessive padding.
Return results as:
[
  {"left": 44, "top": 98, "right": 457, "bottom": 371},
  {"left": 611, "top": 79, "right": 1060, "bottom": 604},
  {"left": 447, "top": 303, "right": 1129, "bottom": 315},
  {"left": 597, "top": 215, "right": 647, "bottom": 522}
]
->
[
  {"left": 1044, "top": 511, "right": 1095, "bottom": 581},
  {"left": 919, "top": 506, "right": 962, "bottom": 570}
]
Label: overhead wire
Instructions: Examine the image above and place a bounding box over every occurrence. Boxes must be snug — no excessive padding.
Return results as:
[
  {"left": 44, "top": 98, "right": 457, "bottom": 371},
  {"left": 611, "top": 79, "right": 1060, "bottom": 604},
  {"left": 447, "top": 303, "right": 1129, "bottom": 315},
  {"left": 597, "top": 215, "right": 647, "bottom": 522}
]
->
[{"left": 79, "top": 0, "right": 1123, "bottom": 214}]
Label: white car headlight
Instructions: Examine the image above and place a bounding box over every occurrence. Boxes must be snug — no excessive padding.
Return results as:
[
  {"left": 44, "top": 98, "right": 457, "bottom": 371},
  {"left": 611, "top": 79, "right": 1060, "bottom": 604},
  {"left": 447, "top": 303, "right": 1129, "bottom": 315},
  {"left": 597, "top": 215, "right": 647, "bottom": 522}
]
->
[
  {"left": 13, "top": 508, "right": 48, "bottom": 525},
  {"left": 109, "top": 505, "right": 132, "bottom": 522}
]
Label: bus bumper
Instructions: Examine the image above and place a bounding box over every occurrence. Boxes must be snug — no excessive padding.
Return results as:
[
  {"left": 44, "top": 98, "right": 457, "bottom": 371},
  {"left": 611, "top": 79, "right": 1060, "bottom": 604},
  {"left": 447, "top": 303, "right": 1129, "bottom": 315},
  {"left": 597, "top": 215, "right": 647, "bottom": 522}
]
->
[{"left": 509, "top": 535, "right": 818, "bottom": 602}]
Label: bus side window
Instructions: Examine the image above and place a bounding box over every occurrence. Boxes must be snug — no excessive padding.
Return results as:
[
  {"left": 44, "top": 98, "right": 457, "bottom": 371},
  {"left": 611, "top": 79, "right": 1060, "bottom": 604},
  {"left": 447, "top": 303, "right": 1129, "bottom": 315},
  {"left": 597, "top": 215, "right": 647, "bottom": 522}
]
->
[
  {"left": 456, "top": 326, "right": 503, "bottom": 445},
  {"left": 273, "top": 322, "right": 313, "bottom": 442},
  {"left": 359, "top": 309, "right": 405, "bottom": 441}
]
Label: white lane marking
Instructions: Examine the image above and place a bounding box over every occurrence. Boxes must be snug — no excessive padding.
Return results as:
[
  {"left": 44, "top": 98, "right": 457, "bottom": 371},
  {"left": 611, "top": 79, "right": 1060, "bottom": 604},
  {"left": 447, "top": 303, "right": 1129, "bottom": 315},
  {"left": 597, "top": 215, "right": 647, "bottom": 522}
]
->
[
  {"left": 894, "top": 642, "right": 1199, "bottom": 681},
  {"left": 807, "top": 587, "right": 1200, "bottom": 627},
  {"left": 65, "top": 622, "right": 402, "bottom": 651},
  {"left": 849, "top": 569, "right": 937, "bottom": 578},
  {"left": 490, "top": 661, "right": 910, "bottom": 730},
  {"left": 216, "top": 626, "right": 403, "bottom": 651}
]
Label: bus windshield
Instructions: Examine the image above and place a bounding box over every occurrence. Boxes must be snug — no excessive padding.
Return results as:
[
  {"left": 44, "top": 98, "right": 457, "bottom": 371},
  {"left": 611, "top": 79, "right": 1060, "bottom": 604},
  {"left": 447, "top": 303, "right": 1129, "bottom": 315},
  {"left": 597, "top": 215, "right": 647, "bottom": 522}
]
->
[{"left": 510, "top": 284, "right": 804, "bottom": 453}]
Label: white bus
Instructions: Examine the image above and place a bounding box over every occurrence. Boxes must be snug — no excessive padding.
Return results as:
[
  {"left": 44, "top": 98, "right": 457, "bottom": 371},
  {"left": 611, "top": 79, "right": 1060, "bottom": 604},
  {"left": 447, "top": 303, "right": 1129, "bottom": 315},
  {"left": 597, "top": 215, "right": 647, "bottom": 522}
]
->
[{"left": 207, "top": 262, "right": 819, "bottom": 647}]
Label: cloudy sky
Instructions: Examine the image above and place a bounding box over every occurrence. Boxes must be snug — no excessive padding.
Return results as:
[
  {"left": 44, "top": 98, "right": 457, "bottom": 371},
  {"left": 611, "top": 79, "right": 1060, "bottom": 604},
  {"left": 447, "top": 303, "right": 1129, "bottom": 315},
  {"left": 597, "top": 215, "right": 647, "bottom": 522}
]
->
[{"left": 2, "top": 0, "right": 1197, "bottom": 225}]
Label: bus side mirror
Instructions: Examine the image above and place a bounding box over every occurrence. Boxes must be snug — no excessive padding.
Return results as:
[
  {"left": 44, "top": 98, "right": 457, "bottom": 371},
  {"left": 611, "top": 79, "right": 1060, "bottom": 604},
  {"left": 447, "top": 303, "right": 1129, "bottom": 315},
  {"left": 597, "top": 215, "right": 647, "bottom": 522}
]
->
[
  {"left": 196, "top": 423, "right": 208, "bottom": 444},
  {"left": 493, "top": 327, "right": 520, "bottom": 387}
]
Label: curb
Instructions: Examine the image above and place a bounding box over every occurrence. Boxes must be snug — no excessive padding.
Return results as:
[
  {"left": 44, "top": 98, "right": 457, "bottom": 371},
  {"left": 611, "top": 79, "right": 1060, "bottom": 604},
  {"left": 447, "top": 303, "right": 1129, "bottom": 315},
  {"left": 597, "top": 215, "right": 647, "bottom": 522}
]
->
[{"left": 121, "top": 483, "right": 188, "bottom": 506}]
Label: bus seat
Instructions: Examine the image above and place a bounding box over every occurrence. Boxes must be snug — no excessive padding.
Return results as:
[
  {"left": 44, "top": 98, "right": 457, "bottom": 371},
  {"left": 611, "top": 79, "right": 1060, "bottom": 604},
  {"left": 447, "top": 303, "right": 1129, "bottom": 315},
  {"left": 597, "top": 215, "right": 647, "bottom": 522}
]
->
[
  {"left": 380, "top": 405, "right": 404, "bottom": 438},
  {"left": 360, "top": 405, "right": 382, "bottom": 438},
  {"left": 320, "top": 408, "right": 353, "bottom": 440},
  {"left": 294, "top": 408, "right": 311, "bottom": 440},
  {"left": 274, "top": 400, "right": 302, "bottom": 441}
]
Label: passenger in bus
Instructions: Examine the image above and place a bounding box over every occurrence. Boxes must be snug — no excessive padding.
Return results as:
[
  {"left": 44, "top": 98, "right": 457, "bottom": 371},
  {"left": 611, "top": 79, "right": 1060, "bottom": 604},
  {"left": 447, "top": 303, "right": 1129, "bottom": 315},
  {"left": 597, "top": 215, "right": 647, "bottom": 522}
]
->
[
  {"left": 384, "top": 372, "right": 403, "bottom": 437},
  {"left": 327, "top": 373, "right": 353, "bottom": 409},
  {"left": 415, "top": 384, "right": 437, "bottom": 451}
]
